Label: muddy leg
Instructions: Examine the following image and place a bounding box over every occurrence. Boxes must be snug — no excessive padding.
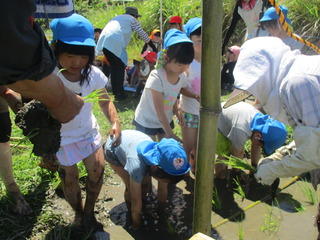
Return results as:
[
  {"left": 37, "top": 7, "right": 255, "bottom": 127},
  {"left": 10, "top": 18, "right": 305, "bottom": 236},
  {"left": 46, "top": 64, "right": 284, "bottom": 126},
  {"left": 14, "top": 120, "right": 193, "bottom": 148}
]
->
[
  {"left": 105, "top": 158, "right": 131, "bottom": 209},
  {"left": 0, "top": 142, "right": 32, "bottom": 215},
  {"left": 58, "top": 165, "right": 84, "bottom": 228},
  {"left": 82, "top": 147, "right": 105, "bottom": 231},
  {"left": 315, "top": 202, "right": 320, "bottom": 239}
]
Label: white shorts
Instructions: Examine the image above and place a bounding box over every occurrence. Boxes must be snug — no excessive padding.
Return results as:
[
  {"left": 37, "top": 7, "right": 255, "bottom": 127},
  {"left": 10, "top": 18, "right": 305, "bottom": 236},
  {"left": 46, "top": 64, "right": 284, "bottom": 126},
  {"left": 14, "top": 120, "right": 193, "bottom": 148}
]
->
[{"left": 56, "top": 133, "right": 102, "bottom": 167}]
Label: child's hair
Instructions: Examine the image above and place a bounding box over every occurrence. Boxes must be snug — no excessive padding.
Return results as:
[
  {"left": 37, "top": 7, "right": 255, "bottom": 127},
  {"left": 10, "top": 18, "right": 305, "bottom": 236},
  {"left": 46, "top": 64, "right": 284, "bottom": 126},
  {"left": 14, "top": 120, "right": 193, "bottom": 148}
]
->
[
  {"left": 190, "top": 27, "right": 202, "bottom": 38},
  {"left": 53, "top": 40, "right": 94, "bottom": 86},
  {"left": 260, "top": 19, "right": 279, "bottom": 31},
  {"left": 166, "top": 42, "right": 194, "bottom": 65},
  {"left": 151, "top": 166, "right": 185, "bottom": 184},
  {"left": 94, "top": 28, "right": 102, "bottom": 34}
]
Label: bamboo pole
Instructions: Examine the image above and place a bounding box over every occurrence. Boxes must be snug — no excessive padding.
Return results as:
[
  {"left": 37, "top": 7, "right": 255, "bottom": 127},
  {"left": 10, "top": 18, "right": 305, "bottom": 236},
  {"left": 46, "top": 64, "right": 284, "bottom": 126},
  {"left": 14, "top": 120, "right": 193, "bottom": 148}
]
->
[{"left": 193, "top": 0, "right": 222, "bottom": 235}]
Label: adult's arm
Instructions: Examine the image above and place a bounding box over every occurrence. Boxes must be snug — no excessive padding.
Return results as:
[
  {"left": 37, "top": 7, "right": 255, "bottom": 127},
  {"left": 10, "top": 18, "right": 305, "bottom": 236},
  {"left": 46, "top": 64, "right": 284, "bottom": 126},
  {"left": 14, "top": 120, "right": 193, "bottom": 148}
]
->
[
  {"left": 255, "top": 125, "right": 320, "bottom": 185},
  {"left": 7, "top": 73, "right": 83, "bottom": 123}
]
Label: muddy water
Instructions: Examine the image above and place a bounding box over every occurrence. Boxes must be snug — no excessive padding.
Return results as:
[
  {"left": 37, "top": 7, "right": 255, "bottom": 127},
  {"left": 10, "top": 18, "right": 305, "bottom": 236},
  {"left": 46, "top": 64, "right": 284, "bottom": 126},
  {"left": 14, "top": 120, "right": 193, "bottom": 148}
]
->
[
  {"left": 48, "top": 172, "right": 319, "bottom": 240},
  {"left": 104, "top": 174, "right": 319, "bottom": 240}
]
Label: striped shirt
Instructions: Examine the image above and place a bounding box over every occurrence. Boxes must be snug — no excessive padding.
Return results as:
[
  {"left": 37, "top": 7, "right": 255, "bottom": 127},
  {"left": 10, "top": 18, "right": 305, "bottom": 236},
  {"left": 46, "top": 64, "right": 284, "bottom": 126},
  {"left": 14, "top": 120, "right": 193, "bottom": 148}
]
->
[
  {"left": 97, "top": 14, "right": 149, "bottom": 65},
  {"left": 280, "top": 55, "right": 320, "bottom": 128}
]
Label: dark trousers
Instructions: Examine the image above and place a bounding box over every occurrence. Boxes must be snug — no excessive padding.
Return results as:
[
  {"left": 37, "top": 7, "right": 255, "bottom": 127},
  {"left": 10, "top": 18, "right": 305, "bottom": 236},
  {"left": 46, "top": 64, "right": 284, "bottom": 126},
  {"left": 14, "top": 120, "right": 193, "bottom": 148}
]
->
[{"left": 103, "top": 48, "right": 126, "bottom": 97}]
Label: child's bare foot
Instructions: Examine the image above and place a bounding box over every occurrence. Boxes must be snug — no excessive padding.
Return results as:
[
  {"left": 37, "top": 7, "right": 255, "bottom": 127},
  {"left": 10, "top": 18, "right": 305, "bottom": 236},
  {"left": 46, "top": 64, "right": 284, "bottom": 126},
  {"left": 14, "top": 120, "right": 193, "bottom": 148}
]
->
[
  {"left": 83, "top": 214, "right": 104, "bottom": 232},
  {"left": 71, "top": 212, "right": 84, "bottom": 229}
]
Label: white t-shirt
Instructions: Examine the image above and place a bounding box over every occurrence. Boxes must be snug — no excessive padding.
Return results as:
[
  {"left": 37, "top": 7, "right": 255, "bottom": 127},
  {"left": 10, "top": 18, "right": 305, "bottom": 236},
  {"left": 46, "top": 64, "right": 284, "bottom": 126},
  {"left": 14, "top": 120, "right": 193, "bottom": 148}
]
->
[
  {"left": 218, "top": 101, "right": 259, "bottom": 151},
  {"left": 180, "top": 59, "right": 201, "bottom": 115},
  {"left": 104, "top": 130, "right": 152, "bottom": 183},
  {"left": 54, "top": 66, "right": 108, "bottom": 145},
  {"left": 134, "top": 68, "right": 188, "bottom": 128}
]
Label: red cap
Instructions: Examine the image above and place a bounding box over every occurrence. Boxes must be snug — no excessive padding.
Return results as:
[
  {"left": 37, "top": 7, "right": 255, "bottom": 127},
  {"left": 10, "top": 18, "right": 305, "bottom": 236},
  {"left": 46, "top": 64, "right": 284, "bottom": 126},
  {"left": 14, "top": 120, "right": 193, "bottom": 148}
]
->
[
  {"left": 141, "top": 51, "right": 157, "bottom": 63},
  {"left": 170, "top": 16, "right": 182, "bottom": 24}
]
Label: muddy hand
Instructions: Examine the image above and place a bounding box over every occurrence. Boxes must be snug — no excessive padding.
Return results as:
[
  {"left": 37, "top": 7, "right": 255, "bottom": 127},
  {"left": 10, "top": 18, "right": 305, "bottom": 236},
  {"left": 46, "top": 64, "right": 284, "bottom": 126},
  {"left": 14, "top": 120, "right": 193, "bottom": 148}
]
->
[{"left": 0, "top": 87, "right": 22, "bottom": 114}]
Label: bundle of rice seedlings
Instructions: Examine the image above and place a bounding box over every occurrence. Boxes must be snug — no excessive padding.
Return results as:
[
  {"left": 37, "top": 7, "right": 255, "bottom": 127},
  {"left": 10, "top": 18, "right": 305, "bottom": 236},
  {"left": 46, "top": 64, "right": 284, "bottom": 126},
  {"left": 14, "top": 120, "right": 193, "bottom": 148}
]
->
[{"left": 216, "top": 155, "right": 257, "bottom": 173}]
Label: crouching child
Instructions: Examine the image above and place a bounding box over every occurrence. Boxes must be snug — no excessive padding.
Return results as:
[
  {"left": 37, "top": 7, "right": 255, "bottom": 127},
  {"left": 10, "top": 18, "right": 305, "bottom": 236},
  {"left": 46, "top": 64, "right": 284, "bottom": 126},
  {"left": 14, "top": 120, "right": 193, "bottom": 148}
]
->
[{"left": 104, "top": 129, "right": 190, "bottom": 230}]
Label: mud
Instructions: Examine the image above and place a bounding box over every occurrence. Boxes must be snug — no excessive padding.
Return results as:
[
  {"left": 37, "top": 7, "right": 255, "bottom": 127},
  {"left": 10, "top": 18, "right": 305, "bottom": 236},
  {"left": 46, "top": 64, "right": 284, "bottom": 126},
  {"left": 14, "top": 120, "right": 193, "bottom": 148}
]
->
[
  {"left": 15, "top": 100, "right": 61, "bottom": 157},
  {"left": 39, "top": 169, "right": 319, "bottom": 240}
]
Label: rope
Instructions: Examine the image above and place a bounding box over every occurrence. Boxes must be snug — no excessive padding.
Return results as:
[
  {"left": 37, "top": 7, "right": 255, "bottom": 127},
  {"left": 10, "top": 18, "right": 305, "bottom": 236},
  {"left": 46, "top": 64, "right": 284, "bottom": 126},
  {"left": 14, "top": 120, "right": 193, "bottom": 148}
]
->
[
  {"left": 268, "top": 0, "right": 320, "bottom": 54},
  {"left": 212, "top": 176, "right": 300, "bottom": 228}
]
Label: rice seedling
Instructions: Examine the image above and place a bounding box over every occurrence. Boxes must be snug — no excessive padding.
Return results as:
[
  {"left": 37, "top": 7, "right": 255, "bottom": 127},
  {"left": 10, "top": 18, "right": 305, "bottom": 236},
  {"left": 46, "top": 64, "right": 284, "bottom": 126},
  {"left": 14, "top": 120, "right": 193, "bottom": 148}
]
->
[
  {"left": 233, "top": 177, "right": 246, "bottom": 200},
  {"left": 260, "top": 206, "right": 282, "bottom": 237},
  {"left": 238, "top": 222, "right": 244, "bottom": 240},
  {"left": 212, "top": 186, "right": 222, "bottom": 211},
  {"left": 216, "top": 155, "right": 256, "bottom": 173},
  {"left": 297, "top": 180, "right": 319, "bottom": 205}
]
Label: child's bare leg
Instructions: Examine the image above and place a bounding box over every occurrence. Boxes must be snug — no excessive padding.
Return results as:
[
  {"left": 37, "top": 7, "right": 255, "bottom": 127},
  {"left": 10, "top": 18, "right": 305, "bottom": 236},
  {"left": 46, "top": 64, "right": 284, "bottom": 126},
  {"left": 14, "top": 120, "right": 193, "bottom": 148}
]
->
[
  {"left": 141, "top": 176, "right": 151, "bottom": 201},
  {"left": 107, "top": 161, "right": 131, "bottom": 209},
  {"left": 82, "top": 147, "right": 105, "bottom": 231},
  {"left": 182, "top": 126, "right": 198, "bottom": 173},
  {"left": 215, "top": 156, "right": 228, "bottom": 179},
  {"left": 58, "top": 165, "right": 84, "bottom": 227},
  {"left": 0, "top": 142, "right": 32, "bottom": 215},
  {"left": 157, "top": 181, "right": 168, "bottom": 211}
]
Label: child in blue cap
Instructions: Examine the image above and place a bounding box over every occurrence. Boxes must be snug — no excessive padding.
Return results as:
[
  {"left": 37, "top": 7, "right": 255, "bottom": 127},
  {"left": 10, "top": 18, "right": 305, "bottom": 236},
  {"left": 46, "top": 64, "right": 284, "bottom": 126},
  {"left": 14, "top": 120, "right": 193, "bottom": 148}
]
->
[
  {"left": 216, "top": 102, "right": 287, "bottom": 178},
  {"left": 49, "top": 13, "right": 121, "bottom": 232},
  {"left": 133, "top": 29, "right": 197, "bottom": 142},
  {"left": 259, "top": 5, "right": 303, "bottom": 50},
  {"left": 104, "top": 130, "right": 190, "bottom": 230},
  {"left": 179, "top": 17, "right": 202, "bottom": 174},
  {"left": 214, "top": 101, "right": 287, "bottom": 217}
]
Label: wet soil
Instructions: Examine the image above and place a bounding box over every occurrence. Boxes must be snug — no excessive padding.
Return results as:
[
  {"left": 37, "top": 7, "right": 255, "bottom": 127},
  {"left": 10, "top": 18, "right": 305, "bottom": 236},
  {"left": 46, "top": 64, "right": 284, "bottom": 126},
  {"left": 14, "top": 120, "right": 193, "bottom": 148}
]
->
[
  {"left": 15, "top": 100, "right": 61, "bottom": 157},
  {"left": 45, "top": 170, "right": 319, "bottom": 240}
]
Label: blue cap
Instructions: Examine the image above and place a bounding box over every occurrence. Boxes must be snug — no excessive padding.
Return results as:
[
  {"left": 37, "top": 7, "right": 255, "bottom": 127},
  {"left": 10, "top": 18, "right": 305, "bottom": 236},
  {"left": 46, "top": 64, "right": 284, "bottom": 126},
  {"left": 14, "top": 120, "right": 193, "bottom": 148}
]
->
[
  {"left": 251, "top": 113, "right": 287, "bottom": 155},
  {"left": 163, "top": 29, "right": 193, "bottom": 49},
  {"left": 137, "top": 138, "right": 190, "bottom": 175},
  {"left": 184, "top": 17, "right": 202, "bottom": 37},
  {"left": 50, "top": 13, "right": 96, "bottom": 47},
  {"left": 260, "top": 6, "right": 291, "bottom": 25}
]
